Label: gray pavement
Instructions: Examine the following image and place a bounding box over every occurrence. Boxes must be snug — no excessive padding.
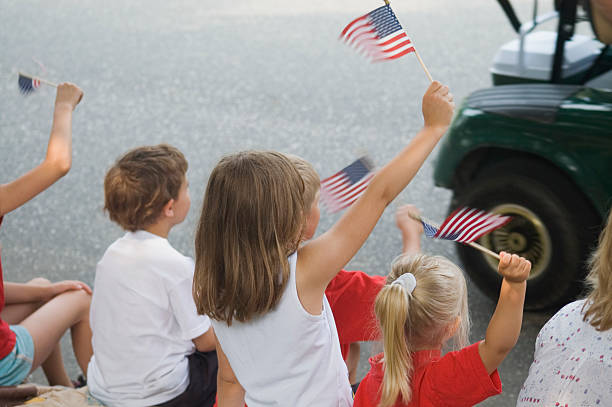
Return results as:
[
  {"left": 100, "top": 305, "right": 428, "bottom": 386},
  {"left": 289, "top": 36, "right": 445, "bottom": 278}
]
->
[{"left": 1, "top": 0, "right": 556, "bottom": 405}]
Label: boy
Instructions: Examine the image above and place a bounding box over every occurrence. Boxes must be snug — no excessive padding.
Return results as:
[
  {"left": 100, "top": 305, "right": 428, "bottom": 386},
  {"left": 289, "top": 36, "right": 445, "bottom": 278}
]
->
[
  {"left": 87, "top": 144, "right": 216, "bottom": 407},
  {"left": 288, "top": 155, "right": 422, "bottom": 389}
]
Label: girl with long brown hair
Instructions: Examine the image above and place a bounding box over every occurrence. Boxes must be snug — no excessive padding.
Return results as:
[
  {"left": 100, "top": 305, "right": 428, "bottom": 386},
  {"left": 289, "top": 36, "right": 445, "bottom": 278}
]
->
[
  {"left": 193, "top": 81, "right": 454, "bottom": 407},
  {"left": 353, "top": 251, "right": 531, "bottom": 407}
]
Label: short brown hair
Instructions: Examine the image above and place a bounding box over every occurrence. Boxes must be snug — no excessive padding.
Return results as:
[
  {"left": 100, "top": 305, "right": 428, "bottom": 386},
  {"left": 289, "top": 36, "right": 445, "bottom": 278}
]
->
[
  {"left": 286, "top": 154, "right": 320, "bottom": 209},
  {"left": 193, "top": 151, "right": 306, "bottom": 324},
  {"left": 104, "top": 144, "right": 188, "bottom": 231}
]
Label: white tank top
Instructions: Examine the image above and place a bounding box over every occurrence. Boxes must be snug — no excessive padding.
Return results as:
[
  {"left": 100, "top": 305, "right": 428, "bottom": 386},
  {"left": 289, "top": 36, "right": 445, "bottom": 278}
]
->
[{"left": 212, "top": 252, "right": 353, "bottom": 407}]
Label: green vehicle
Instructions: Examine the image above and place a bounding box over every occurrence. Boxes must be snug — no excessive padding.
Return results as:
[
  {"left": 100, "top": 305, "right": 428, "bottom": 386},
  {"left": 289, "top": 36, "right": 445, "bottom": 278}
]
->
[{"left": 434, "top": 0, "right": 612, "bottom": 309}]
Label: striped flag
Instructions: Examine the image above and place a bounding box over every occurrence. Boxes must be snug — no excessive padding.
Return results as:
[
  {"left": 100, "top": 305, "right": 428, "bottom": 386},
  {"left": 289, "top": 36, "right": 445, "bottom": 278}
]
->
[
  {"left": 422, "top": 207, "right": 512, "bottom": 244},
  {"left": 320, "top": 157, "right": 375, "bottom": 213},
  {"left": 340, "top": 4, "right": 415, "bottom": 62},
  {"left": 18, "top": 73, "right": 41, "bottom": 95}
]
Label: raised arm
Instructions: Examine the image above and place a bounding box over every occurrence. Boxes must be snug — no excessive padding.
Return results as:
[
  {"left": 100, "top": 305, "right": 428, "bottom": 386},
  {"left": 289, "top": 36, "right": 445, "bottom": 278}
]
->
[
  {"left": 0, "top": 83, "right": 83, "bottom": 216},
  {"left": 297, "top": 82, "right": 454, "bottom": 305},
  {"left": 478, "top": 252, "right": 531, "bottom": 374}
]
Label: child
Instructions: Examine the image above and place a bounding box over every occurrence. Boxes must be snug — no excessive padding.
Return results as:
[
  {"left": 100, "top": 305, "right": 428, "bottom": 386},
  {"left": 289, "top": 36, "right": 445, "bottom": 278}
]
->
[
  {"left": 289, "top": 154, "right": 422, "bottom": 388},
  {"left": 87, "top": 144, "right": 216, "bottom": 407},
  {"left": 193, "top": 81, "right": 454, "bottom": 406},
  {"left": 353, "top": 251, "right": 531, "bottom": 407},
  {"left": 517, "top": 209, "right": 612, "bottom": 406},
  {"left": 0, "top": 83, "right": 92, "bottom": 387}
]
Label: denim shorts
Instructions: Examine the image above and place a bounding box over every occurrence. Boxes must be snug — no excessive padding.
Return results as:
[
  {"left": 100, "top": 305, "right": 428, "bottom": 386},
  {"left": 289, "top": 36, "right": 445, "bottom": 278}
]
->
[{"left": 0, "top": 326, "right": 34, "bottom": 386}]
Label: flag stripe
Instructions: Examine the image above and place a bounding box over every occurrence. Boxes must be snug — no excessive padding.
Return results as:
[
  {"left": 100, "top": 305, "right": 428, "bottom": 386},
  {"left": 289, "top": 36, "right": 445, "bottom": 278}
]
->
[
  {"left": 340, "top": 4, "right": 415, "bottom": 62},
  {"left": 320, "top": 158, "right": 375, "bottom": 213},
  {"left": 341, "top": 14, "right": 368, "bottom": 37},
  {"left": 427, "top": 207, "right": 512, "bottom": 244}
]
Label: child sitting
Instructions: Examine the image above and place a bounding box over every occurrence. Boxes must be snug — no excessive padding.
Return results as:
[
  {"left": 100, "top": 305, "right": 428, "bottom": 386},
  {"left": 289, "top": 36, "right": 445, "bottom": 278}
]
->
[
  {"left": 353, "top": 251, "right": 531, "bottom": 407},
  {"left": 517, "top": 208, "right": 612, "bottom": 406},
  {"left": 193, "top": 81, "right": 454, "bottom": 406},
  {"left": 0, "top": 83, "right": 92, "bottom": 387},
  {"left": 289, "top": 154, "right": 422, "bottom": 388},
  {"left": 87, "top": 144, "right": 216, "bottom": 407}
]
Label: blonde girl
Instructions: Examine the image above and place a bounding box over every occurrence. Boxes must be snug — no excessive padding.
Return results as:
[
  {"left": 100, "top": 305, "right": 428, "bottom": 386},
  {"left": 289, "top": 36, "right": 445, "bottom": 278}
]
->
[
  {"left": 193, "top": 81, "right": 454, "bottom": 407},
  {"left": 517, "top": 209, "right": 612, "bottom": 406},
  {"left": 353, "top": 251, "right": 531, "bottom": 407}
]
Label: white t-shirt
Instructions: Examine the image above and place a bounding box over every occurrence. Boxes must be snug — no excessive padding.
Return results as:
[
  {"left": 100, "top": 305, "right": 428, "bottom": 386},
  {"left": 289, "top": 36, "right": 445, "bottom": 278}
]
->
[
  {"left": 87, "top": 231, "right": 211, "bottom": 407},
  {"left": 517, "top": 299, "right": 612, "bottom": 406},
  {"left": 212, "top": 252, "right": 354, "bottom": 407}
]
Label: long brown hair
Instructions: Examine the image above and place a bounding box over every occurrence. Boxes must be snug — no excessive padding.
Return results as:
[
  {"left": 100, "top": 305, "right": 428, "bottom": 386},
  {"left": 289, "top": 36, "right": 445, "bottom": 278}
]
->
[
  {"left": 375, "top": 254, "right": 470, "bottom": 407},
  {"left": 582, "top": 209, "right": 612, "bottom": 331},
  {"left": 193, "top": 151, "right": 306, "bottom": 324}
]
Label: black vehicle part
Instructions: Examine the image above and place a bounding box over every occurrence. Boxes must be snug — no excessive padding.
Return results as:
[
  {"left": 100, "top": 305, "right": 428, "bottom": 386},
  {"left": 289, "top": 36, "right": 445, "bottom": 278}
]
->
[
  {"left": 497, "top": 0, "right": 522, "bottom": 33},
  {"left": 451, "top": 158, "right": 601, "bottom": 310},
  {"left": 465, "top": 84, "right": 580, "bottom": 124},
  {"left": 552, "top": 0, "right": 579, "bottom": 83}
]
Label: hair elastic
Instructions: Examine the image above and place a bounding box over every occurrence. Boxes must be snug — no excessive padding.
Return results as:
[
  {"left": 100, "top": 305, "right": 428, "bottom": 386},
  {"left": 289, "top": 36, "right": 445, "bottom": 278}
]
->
[{"left": 392, "top": 273, "right": 417, "bottom": 294}]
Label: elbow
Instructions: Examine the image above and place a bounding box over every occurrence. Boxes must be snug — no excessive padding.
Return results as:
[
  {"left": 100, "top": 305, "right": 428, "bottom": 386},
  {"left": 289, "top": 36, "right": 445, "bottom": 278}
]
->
[{"left": 49, "top": 157, "right": 72, "bottom": 178}]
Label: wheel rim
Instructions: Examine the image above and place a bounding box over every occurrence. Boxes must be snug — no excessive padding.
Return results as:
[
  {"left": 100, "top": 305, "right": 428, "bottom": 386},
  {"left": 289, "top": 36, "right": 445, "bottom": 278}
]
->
[{"left": 479, "top": 204, "right": 552, "bottom": 280}]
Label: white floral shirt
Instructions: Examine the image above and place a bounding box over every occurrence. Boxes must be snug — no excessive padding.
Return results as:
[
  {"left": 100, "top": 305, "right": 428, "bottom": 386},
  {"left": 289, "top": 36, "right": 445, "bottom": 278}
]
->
[{"left": 517, "top": 299, "right": 612, "bottom": 407}]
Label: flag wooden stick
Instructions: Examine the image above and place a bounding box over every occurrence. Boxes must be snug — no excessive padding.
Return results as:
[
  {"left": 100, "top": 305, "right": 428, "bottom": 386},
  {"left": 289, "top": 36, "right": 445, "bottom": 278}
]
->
[
  {"left": 19, "top": 72, "right": 58, "bottom": 88},
  {"left": 383, "top": 0, "right": 433, "bottom": 82},
  {"left": 406, "top": 211, "right": 501, "bottom": 260},
  {"left": 413, "top": 49, "right": 434, "bottom": 82}
]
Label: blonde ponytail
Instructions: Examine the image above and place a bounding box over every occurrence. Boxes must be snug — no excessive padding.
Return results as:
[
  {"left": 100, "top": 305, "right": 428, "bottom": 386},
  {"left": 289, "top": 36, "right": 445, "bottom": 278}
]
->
[
  {"left": 374, "top": 254, "right": 470, "bottom": 407},
  {"left": 376, "top": 284, "right": 413, "bottom": 407}
]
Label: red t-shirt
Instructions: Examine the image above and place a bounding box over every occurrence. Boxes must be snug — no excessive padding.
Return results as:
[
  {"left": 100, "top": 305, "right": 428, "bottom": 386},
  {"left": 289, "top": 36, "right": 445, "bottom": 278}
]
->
[
  {"left": 0, "top": 217, "right": 17, "bottom": 359},
  {"left": 325, "top": 270, "right": 385, "bottom": 360},
  {"left": 354, "top": 342, "right": 502, "bottom": 407}
]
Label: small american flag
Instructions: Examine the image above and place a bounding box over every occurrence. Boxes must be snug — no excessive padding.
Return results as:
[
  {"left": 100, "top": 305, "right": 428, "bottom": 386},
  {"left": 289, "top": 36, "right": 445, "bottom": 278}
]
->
[
  {"left": 18, "top": 73, "right": 41, "bottom": 95},
  {"left": 422, "top": 207, "right": 512, "bottom": 244},
  {"left": 320, "top": 157, "right": 375, "bottom": 213},
  {"left": 340, "top": 4, "right": 415, "bottom": 62}
]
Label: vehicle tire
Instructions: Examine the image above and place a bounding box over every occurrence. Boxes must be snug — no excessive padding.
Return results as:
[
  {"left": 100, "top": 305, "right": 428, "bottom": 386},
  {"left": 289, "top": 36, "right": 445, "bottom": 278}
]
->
[{"left": 451, "top": 159, "right": 601, "bottom": 310}]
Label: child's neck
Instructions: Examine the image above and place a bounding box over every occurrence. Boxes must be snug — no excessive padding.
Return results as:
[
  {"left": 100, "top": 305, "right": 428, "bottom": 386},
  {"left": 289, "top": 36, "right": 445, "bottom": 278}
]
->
[{"left": 145, "top": 221, "right": 172, "bottom": 239}]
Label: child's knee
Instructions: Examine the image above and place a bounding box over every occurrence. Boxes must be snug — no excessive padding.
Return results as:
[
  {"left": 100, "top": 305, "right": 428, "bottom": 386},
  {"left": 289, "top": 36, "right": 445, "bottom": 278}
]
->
[{"left": 60, "top": 289, "right": 91, "bottom": 316}]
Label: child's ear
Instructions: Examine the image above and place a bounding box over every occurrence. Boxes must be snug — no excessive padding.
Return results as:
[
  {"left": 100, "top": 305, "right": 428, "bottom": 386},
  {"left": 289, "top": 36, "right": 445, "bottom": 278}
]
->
[{"left": 162, "top": 199, "right": 175, "bottom": 218}]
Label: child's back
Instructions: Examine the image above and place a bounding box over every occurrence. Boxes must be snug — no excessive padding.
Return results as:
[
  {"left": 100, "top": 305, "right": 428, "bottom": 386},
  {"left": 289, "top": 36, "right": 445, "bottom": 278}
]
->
[
  {"left": 518, "top": 208, "right": 612, "bottom": 406},
  {"left": 89, "top": 231, "right": 206, "bottom": 405},
  {"left": 88, "top": 145, "right": 215, "bottom": 407},
  {"left": 212, "top": 252, "right": 352, "bottom": 406}
]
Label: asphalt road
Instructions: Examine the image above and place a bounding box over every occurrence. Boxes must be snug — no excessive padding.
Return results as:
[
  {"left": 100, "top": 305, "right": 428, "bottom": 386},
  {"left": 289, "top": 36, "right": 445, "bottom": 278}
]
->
[{"left": 1, "top": 0, "right": 557, "bottom": 405}]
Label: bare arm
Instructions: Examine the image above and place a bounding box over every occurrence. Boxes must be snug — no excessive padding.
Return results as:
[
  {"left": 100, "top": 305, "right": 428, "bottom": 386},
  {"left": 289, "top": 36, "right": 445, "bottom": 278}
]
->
[
  {"left": 478, "top": 252, "right": 531, "bottom": 374},
  {"left": 192, "top": 327, "right": 216, "bottom": 352},
  {"left": 4, "top": 280, "right": 91, "bottom": 305},
  {"left": 0, "top": 83, "right": 83, "bottom": 216},
  {"left": 297, "top": 82, "right": 454, "bottom": 310},
  {"left": 396, "top": 204, "right": 423, "bottom": 255},
  {"left": 216, "top": 337, "right": 245, "bottom": 407}
]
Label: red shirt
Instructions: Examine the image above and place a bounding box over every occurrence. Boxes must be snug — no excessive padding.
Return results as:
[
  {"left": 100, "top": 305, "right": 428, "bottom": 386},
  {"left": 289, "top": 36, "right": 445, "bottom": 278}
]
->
[
  {"left": 0, "top": 217, "right": 17, "bottom": 359},
  {"left": 326, "top": 270, "right": 385, "bottom": 360},
  {"left": 354, "top": 342, "right": 502, "bottom": 407}
]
